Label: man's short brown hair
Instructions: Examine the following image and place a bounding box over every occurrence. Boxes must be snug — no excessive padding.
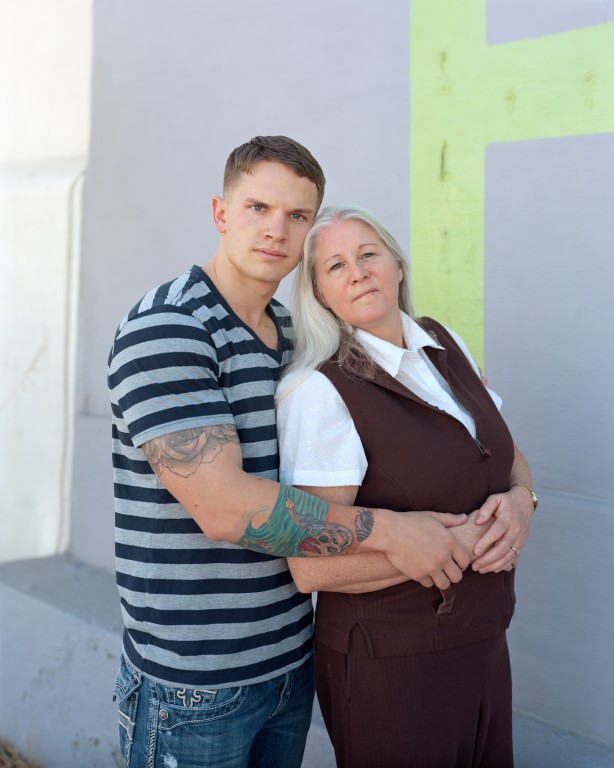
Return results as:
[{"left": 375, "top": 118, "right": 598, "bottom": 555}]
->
[{"left": 224, "top": 136, "right": 325, "bottom": 209}]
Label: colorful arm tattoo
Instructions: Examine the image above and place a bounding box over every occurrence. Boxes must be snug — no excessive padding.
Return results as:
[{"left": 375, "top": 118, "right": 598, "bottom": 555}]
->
[{"left": 238, "top": 484, "right": 374, "bottom": 558}]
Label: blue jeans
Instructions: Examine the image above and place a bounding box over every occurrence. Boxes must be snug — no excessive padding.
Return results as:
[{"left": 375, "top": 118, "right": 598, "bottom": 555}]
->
[{"left": 113, "top": 654, "right": 315, "bottom": 768}]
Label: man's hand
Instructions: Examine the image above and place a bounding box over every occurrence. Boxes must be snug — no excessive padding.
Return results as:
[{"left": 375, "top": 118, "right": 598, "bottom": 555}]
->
[
  {"left": 382, "top": 511, "right": 471, "bottom": 590},
  {"left": 449, "top": 511, "right": 493, "bottom": 559}
]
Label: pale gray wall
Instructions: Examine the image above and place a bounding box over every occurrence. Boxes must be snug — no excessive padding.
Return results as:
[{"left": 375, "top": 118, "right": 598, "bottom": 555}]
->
[
  {"left": 485, "top": 134, "right": 614, "bottom": 742},
  {"left": 488, "top": 0, "right": 614, "bottom": 42},
  {"left": 485, "top": 134, "right": 614, "bottom": 497}
]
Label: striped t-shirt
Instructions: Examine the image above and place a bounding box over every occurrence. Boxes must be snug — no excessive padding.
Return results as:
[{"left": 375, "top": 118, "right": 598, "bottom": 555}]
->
[{"left": 108, "top": 265, "right": 313, "bottom": 688}]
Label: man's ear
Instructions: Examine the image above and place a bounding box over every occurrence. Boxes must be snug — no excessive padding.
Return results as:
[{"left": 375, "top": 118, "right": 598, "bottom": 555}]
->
[{"left": 212, "top": 196, "right": 227, "bottom": 233}]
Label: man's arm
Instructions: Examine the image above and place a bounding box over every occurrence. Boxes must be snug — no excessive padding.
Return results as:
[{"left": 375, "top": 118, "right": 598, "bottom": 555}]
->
[
  {"left": 141, "top": 424, "right": 471, "bottom": 589},
  {"left": 288, "top": 486, "right": 497, "bottom": 594},
  {"left": 287, "top": 485, "right": 406, "bottom": 594}
]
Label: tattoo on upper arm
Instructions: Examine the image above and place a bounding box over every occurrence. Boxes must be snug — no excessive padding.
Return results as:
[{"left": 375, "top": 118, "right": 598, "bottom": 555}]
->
[
  {"left": 238, "top": 484, "right": 375, "bottom": 558},
  {"left": 142, "top": 425, "right": 239, "bottom": 478}
]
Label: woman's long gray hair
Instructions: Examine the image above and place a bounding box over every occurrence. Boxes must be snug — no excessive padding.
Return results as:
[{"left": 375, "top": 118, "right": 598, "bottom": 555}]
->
[{"left": 278, "top": 205, "right": 413, "bottom": 399}]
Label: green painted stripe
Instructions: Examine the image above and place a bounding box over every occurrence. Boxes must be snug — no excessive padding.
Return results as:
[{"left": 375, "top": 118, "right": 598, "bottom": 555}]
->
[{"left": 410, "top": 0, "right": 614, "bottom": 364}]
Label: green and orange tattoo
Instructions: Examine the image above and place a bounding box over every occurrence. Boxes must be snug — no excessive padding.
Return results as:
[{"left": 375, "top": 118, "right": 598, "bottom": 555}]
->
[
  {"left": 142, "top": 425, "right": 374, "bottom": 558},
  {"left": 238, "top": 484, "right": 374, "bottom": 558}
]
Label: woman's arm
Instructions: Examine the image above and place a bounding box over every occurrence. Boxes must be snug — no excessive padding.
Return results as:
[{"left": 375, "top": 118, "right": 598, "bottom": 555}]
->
[{"left": 471, "top": 443, "right": 535, "bottom": 573}]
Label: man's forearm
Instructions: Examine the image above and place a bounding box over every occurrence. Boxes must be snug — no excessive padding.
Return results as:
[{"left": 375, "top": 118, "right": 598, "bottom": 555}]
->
[
  {"left": 237, "top": 484, "right": 374, "bottom": 558},
  {"left": 142, "top": 425, "right": 470, "bottom": 587},
  {"left": 142, "top": 427, "right": 378, "bottom": 558}
]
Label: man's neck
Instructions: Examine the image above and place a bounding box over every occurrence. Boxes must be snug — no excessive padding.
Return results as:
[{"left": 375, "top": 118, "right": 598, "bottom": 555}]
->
[{"left": 203, "top": 255, "right": 279, "bottom": 338}]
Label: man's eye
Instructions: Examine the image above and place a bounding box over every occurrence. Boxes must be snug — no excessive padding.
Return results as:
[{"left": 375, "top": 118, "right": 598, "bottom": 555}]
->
[
  {"left": 252, "top": 204, "right": 264, "bottom": 212},
  {"left": 291, "top": 213, "right": 306, "bottom": 221}
]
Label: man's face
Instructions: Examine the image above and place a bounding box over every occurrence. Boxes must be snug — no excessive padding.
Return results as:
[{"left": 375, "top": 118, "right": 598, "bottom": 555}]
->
[{"left": 213, "top": 161, "right": 319, "bottom": 288}]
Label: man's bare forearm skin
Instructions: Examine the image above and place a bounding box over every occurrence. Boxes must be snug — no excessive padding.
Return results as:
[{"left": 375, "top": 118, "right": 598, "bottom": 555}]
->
[
  {"left": 142, "top": 424, "right": 471, "bottom": 588},
  {"left": 143, "top": 427, "right": 372, "bottom": 557}
]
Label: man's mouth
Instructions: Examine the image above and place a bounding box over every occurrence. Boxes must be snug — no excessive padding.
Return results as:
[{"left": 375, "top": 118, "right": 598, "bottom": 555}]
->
[{"left": 257, "top": 248, "right": 286, "bottom": 258}]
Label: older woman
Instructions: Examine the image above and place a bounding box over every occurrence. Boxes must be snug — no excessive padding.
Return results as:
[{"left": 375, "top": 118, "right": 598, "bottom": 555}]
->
[{"left": 276, "top": 206, "right": 536, "bottom": 768}]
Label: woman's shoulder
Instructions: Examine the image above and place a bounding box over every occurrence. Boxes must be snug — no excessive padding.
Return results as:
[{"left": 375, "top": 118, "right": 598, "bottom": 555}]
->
[{"left": 276, "top": 368, "right": 337, "bottom": 402}]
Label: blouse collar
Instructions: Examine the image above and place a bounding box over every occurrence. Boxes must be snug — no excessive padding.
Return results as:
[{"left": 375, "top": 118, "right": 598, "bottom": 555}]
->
[{"left": 354, "top": 313, "right": 444, "bottom": 378}]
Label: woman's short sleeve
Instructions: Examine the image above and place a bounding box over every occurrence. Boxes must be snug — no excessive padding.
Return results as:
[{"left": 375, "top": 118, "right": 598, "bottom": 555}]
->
[{"left": 276, "top": 371, "right": 368, "bottom": 487}]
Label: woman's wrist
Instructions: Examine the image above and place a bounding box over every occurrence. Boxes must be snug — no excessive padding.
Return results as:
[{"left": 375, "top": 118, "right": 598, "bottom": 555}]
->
[{"left": 509, "top": 483, "right": 538, "bottom": 511}]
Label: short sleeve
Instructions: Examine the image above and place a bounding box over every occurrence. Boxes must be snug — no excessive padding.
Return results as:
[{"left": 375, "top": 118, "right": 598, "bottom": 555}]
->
[
  {"left": 276, "top": 371, "right": 368, "bottom": 487},
  {"left": 108, "top": 307, "right": 234, "bottom": 447}
]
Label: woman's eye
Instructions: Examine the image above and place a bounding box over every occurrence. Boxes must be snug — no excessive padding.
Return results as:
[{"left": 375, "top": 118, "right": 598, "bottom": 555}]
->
[
  {"left": 330, "top": 262, "right": 344, "bottom": 272},
  {"left": 361, "top": 251, "right": 376, "bottom": 259}
]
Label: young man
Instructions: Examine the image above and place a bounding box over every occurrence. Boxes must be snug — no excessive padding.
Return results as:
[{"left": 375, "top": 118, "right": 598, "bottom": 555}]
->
[{"left": 108, "top": 136, "right": 471, "bottom": 767}]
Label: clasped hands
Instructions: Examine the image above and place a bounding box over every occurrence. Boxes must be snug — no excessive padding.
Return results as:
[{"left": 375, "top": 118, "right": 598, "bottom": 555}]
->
[{"left": 385, "top": 488, "right": 533, "bottom": 590}]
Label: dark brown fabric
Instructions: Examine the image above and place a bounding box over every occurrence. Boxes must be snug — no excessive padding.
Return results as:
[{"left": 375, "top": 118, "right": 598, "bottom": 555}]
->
[
  {"left": 317, "top": 318, "right": 516, "bottom": 657},
  {"left": 315, "top": 317, "right": 518, "bottom": 766},
  {"left": 316, "top": 632, "right": 513, "bottom": 768}
]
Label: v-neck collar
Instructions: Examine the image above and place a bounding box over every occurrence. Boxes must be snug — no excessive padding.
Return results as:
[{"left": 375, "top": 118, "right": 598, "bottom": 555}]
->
[{"left": 196, "top": 266, "right": 285, "bottom": 361}]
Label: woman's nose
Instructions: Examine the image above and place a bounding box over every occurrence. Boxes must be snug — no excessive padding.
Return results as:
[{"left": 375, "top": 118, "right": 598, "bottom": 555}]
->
[{"left": 349, "top": 259, "right": 368, "bottom": 280}]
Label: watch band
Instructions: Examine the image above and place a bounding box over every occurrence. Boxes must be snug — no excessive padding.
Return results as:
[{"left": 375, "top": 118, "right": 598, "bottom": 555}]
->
[{"left": 510, "top": 483, "right": 538, "bottom": 511}]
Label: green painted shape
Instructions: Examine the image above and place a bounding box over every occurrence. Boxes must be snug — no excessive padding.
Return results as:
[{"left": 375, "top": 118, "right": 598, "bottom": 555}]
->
[{"left": 410, "top": 1, "right": 614, "bottom": 364}]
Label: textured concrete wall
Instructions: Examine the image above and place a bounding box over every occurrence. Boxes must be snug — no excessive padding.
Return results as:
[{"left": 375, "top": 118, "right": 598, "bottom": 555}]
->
[
  {"left": 0, "top": 557, "right": 123, "bottom": 766},
  {"left": 0, "top": 1, "right": 91, "bottom": 562},
  {"left": 485, "top": 134, "right": 614, "bottom": 742}
]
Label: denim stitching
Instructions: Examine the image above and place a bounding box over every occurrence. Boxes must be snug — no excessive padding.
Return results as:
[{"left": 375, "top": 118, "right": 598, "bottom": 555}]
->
[
  {"left": 269, "top": 671, "right": 293, "bottom": 720},
  {"left": 145, "top": 678, "right": 158, "bottom": 768}
]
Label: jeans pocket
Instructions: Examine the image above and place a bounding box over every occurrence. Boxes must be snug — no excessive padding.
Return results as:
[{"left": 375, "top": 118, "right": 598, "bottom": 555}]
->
[
  {"left": 156, "top": 684, "right": 249, "bottom": 732},
  {"left": 113, "top": 656, "right": 142, "bottom": 765}
]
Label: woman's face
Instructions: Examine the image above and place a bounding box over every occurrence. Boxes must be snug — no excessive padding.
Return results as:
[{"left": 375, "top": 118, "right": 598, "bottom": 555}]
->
[{"left": 313, "top": 219, "right": 403, "bottom": 342}]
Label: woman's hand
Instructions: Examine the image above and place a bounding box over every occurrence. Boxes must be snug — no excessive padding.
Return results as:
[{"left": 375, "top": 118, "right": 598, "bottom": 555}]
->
[
  {"left": 470, "top": 443, "right": 535, "bottom": 573},
  {"left": 471, "top": 485, "right": 534, "bottom": 573}
]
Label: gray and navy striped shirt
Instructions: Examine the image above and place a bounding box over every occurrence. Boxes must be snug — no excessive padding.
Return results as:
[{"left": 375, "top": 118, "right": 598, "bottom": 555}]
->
[{"left": 108, "top": 265, "right": 313, "bottom": 688}]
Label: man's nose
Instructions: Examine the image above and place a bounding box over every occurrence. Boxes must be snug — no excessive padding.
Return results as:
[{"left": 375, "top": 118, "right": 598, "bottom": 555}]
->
[{"left": 264, "top": 213, "right": 288, "bottom": 240}]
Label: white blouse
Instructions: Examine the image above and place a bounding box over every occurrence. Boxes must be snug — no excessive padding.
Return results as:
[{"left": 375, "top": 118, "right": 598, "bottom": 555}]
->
[{"left": 276, "top": 313, "right": 502, "bottom": 488}]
